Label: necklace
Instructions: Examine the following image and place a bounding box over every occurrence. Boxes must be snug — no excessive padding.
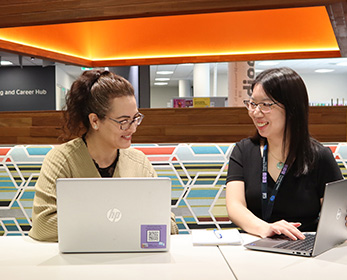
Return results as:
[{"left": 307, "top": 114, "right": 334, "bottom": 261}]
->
[
  {"left": 276, "top": 161, "right": 284, "bottom": 170},
  {"left": 268, "top": 149, "right": 285, "bottom": 170}
]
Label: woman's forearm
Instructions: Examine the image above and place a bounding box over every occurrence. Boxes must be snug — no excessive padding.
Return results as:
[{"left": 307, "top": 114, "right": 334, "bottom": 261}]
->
[{"left": 227, "top": 201, "right": 270, "bottom": 237}]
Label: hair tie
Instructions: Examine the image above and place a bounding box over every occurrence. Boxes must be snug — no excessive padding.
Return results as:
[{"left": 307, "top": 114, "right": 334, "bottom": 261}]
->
[{"left": 90, "top": 72, "right": 101, "bottom": 90}]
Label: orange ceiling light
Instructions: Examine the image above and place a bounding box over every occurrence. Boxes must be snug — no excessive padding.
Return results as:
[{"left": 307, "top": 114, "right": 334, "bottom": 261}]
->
[{"left": 0, "top": 6, "right": 340, "bottom": 66}]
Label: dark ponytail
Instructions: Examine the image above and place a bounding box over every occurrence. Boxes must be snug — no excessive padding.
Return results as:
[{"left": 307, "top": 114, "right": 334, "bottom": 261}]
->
[{"left": 62, "top": 70, "right": 134, "bottom": 140}]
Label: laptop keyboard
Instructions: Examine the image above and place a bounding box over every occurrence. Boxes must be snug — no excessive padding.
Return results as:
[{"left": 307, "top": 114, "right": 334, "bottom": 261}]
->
[{"left": 273, "top": 234, "right": 315, "bottom": 251}]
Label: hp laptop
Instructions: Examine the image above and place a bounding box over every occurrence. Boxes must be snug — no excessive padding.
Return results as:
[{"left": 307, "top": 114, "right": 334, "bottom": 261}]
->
[
  {"left": 56, "top": 177, "right": 171, "bottom": 253},
  {"left": 244, "top": 179, "right": 347, "bottom": 257}
]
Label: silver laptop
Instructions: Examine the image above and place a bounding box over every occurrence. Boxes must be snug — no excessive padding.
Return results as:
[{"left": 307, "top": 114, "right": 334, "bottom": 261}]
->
[
  {"left": 56, "top": 177, "right": 171, "bottom": 253},
  {"left": 244, "top": 179, "right": 347, "bottom": 257}
]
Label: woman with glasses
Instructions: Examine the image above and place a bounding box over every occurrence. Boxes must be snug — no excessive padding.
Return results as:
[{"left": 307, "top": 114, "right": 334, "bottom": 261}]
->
[
  {"left": 29, "top": 70, "right": 178, "bottom": 241},
  {"left": 226, "top": 67, "right": 342, "bottom": 241}
]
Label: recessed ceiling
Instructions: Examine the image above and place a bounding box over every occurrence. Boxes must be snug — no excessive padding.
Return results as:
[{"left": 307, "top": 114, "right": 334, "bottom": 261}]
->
[{"left": 0, "top": 7, "right": 340, "bottom": 67}]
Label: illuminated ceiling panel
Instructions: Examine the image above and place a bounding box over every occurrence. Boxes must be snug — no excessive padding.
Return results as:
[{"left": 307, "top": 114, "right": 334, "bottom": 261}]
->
[{"left": 0, "top": 6, "right": 340, "bottom": 66}]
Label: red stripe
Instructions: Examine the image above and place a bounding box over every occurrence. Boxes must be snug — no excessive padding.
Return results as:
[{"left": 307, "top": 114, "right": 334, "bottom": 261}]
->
[
  {"left": 198, "top": 218, "right": 213, "bottom": 222},
  {"left": 327, "top": 146, "right": 337, "bottom": 153},
  {"left": 134, "top": 147, "right": 175, "bottom": 155},
  {"left": 215, "top": 217, "right": 231, "bottom": 222},
  {"left": 0, "top": 148, "right": 11, "bottom": 156}
]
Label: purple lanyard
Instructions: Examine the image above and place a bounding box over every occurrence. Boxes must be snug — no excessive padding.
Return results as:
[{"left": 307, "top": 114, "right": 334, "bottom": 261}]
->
[{"left": 261, "top": 144, "right": 288, "bottom": 221}]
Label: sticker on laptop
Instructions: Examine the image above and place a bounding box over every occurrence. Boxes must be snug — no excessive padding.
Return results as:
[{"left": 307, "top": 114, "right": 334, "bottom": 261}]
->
[{"left": 141, "top": 225, "right": 167, "bottom": 249}]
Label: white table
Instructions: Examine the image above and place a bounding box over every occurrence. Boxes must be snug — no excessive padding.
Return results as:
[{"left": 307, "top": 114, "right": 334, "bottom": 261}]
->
[
  {"left": 3, "top": 233, "right": 347, "bottom": 280},
  {"left": 219, "top": 234, "right": 347, "bottom": 280},
  {"left": 0, "top": 235, "right": 236, "bottom": 280}
]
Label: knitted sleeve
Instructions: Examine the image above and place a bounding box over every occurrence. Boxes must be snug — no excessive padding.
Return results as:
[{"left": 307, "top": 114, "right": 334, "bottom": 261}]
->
[{"left": 29, "top": 148, "right": 71, "bottom": 242}]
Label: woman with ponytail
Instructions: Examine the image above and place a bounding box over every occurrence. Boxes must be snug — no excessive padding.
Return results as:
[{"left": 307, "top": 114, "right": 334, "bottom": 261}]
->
[{"left": 29, "top": 70, "right": 178, "bottom": 241}]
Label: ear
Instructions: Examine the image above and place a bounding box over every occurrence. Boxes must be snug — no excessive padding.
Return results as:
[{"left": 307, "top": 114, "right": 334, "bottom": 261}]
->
[{"left": 88, "top": 113, "right": 99, "bottom": 130}]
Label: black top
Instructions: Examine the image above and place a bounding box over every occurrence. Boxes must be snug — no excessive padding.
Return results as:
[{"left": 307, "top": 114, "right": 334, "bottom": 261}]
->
[
  {"left": 92, "top": 153, "right": 119, "bottom": 178},
  {"left": 82, "top": 134, "right": 119, "bottom": 177},
  {"left": 226, "top": 138, "right": 343, "bottom": 231}
]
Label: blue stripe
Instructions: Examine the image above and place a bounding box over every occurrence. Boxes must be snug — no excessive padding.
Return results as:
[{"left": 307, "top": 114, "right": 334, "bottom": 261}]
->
[
  {"left": 186, "top": 199, "right": 214, "bottom": 206},
  {"left": 193, "top": 180, "right": 216, "bottom": 185},
  {"left": 184, "top": 217, "right": 197, "bottom": 222},
  {"left": 219, "top": 146, "right": 230, "bottom": 154},
  {"left": 187, "top": 189, "right": 219, "bottom": 197},
  {"left": 19, "top": 191, "right": 35, "bottom": 199},
  {"left": 191, "top": 146, "right": 220, "bottom": 154},
  {"left": 0, "top": 182, "right": 16, "bottom": 187},
  {"left": 27, "top": 147, "right": 52, "bottom": 156}
]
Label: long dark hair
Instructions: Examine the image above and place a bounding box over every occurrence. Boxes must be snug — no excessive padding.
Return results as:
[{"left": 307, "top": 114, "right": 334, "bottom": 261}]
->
[
  {"left": 62, "top": 70, "right": 134, "bottom": 139},
  {"left": 251, "top": 67, "right": 318, "bottom": 176}
]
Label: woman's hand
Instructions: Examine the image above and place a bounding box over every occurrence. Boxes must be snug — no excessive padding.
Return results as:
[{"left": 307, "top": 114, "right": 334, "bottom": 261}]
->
[
  {"left": 226, "top": 182, "right": 306, "bottom": 241},
  {"left": 261, "top": 220, "right": 306, "bottom": 240}
]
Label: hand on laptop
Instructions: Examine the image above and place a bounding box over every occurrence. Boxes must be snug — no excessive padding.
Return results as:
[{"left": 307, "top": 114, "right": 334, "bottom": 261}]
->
[{"left": 264, "top": 220, "right": 306, "bottom": 241}]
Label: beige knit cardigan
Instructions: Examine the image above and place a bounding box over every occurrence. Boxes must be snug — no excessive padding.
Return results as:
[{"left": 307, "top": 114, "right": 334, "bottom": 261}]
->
[{"left": 29, "top": 137, "right": 178, "bottom": 241}]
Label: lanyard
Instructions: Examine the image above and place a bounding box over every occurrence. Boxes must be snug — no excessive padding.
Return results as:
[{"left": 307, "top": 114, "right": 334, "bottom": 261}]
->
[{"left": 261, "top": 144, "right": 288, "bottom": 221}]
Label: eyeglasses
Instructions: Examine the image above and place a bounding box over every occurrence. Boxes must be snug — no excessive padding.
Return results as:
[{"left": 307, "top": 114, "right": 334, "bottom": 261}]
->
[
  {"left": 108, "top": 113, "right": 144, "bottom": 130},
  {"left": 243, "top": 100, "right": 278, "bottom": 113}
]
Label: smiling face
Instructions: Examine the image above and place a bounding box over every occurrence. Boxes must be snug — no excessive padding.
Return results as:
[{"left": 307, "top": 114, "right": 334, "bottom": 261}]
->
[
  {"left": 98, "top": 95, "right": 139, "bottom": 150},
  {"left": 249, "top": 84, "right": 286, "bottom": 143}
]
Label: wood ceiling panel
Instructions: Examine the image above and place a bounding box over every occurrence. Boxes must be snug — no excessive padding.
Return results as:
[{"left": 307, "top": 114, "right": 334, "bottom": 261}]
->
[
  {"left": 0, "top": 0, "right": 342, "bottom": 28},
  {"left": 326, "top": 1, "right": 347, "bottom": 56}
]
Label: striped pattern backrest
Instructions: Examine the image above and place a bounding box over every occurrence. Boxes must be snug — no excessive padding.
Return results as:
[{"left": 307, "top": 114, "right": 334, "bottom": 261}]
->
[{"left": 0, "top": 143, "right": 346, "bottom": 236}]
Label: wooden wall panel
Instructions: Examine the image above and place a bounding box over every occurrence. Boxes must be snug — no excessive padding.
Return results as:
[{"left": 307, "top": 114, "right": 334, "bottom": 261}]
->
[
  {"left": 0, "top": 117, "right": 31, "bottom": 127},
  {"left": 0, "top": 107, "right": 344, "bottom": 144}
]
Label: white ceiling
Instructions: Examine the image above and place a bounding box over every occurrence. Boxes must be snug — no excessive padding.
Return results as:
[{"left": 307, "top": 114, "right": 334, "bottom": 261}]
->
[
  {"left": 151, "top": 57, "right": 347, "bottom": 87},
  {"left": 1, "top": 51, "right": 347, "bottom": 87}
]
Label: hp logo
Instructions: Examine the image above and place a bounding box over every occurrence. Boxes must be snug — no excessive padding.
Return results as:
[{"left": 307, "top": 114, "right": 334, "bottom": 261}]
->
[
  {"left": 107, "top": 208, "right": 122, "bottom": 222},
  {"left": 336, "top": 208, "right": 342, "bottom": 220}
]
